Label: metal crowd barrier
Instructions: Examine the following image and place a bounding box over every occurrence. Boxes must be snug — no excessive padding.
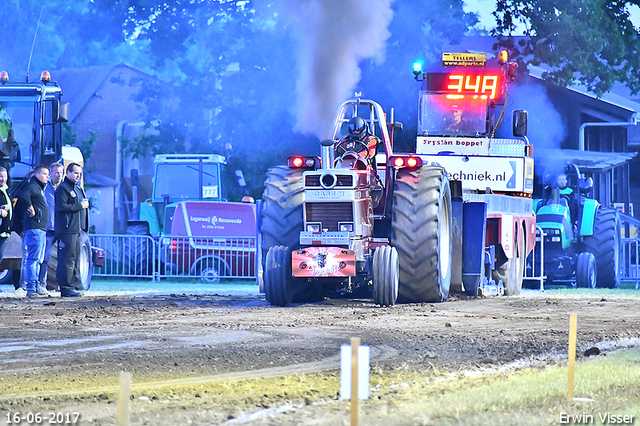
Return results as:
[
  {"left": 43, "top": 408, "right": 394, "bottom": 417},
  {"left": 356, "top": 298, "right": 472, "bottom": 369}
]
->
[
  {"left": 620, "top": 237, "right": 640, "bottom": 289},
  {"left": 523, "top": 226, "right": 546, "bottom": 291},
  {"left": 89, "top": 234, "right": 256, "bottom": 281}
]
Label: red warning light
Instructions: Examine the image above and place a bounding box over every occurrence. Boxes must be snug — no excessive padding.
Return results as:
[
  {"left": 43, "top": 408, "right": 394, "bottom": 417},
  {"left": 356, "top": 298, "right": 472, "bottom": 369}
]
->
[{"left": 292, "top": 157, "right": 304, "bottom": 168}]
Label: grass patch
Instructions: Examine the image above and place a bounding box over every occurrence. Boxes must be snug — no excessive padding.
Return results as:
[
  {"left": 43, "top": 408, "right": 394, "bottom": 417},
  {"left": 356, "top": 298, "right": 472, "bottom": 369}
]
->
[{"left": 390, "top": 347, "right": 640, "bottom": 425}]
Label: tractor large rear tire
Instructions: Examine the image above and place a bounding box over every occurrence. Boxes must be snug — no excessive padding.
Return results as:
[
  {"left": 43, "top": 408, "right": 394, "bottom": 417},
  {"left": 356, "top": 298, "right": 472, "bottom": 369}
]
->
[
  {"left": 264, "top": 245, "right": 292, "bottom": 307},
  {"left": 123, "top": 222, "right": 153, "bottom": 276},
  {"left": 259, "top": 165, "right": 305, "bottom": 292},
  {"left": 391, "top": 166, "right": 452, "bottom": 303},
  {"left": 372, "top": 246, "right": 399, "bottom": 307},
  {"left": 582, "top": 208, "right": 621, "bottom": 289}
]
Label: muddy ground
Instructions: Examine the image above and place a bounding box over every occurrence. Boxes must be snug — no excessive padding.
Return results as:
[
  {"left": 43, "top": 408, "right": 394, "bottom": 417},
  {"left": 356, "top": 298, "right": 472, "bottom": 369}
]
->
[{"left": 0, "top": 289, "right": 639, "bottom": 425}]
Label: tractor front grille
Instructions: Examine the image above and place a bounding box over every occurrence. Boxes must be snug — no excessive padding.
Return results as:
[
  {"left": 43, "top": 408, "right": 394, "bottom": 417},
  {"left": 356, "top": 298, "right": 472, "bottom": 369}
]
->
[
  {"left": 305, "top": 202, "right": 353, "bottom": 232},
  {"left": 305, "top": 174, "right": 354, "bottom": 188}
]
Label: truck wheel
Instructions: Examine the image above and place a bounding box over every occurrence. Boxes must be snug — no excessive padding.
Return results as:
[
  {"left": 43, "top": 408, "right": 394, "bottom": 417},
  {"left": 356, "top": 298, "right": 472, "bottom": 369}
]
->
[
  {"left": 260, "top": 166, "right": 304, "bottom": 291},
  {"left": 75, "top": 232, "right": 93, "bottom": 291},
  {"left": 46, "top": 242, "right": 58, "bottom": 291},
  {"left": 494, "top": 224, "right": 525, "bottom": 296},
  {"left": 576, "top": 252, "right": 597, "bottom": 288},
  {"left": 264, "top": 245, "right": 292, "bottom": 306},
  {"left": 123, "top": 222, "right": 154, "bottom": 276},
  {"left": 391, "top": 166, "right": 452, "bottom": 303},
  {"left": 372, "top": 246, "right": 399, "bottom": 307},
  {"left": 582, "top": 208, "right": 620, "bottom": 288}
]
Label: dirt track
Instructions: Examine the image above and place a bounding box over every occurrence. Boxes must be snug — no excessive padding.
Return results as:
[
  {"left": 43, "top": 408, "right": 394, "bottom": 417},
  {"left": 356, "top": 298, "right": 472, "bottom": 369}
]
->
[{"left": 1, "top": 290, "right": 639, "bottom": 425}]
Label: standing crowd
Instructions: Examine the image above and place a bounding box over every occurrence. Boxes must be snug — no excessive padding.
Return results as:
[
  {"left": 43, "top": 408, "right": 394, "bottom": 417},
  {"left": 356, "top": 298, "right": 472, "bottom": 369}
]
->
[{"left": 0, "top": 162, "right": 90, "bottom": 298}]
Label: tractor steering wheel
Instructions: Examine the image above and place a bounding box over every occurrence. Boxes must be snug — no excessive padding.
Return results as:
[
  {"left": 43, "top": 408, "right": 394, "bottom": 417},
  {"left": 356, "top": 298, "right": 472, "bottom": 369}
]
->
[{"left": 335, "top": 139, "right": 371, "bottom": 159}]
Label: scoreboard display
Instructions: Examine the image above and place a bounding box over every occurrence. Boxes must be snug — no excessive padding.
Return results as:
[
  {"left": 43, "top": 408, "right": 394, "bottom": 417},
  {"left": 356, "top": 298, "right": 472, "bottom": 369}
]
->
[{"left": 425, "top": 72, "right": 504, "bottom": 100}]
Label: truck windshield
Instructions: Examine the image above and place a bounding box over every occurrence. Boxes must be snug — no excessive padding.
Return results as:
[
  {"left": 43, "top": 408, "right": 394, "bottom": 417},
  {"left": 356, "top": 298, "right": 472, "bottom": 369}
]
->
[
  {"left": 418, "top": 92, "right": 488, "bottom": 136},
  {"left": 154, "top": 163, "right": 221, "bottom": 201},
  {"left": 0, "top": 100, "right": 49, "bottom": 176}
]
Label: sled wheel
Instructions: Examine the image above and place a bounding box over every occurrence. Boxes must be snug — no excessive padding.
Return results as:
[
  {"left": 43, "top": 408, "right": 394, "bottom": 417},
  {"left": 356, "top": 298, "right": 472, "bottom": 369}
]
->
[
  {"left": 264, "top": 245, "right": 292, "bottom": 307},
  {"left": 494, "top": 224, "right": 525, "bottom": 296},
  {"left": 372, "top": 246, "right": 399, "bottom": 307}
]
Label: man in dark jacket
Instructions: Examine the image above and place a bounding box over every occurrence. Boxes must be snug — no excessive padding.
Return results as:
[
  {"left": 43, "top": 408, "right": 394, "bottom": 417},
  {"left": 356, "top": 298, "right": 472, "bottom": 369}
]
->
[
  {"left": 55, "top": 163, "right": 89, "bottom": 297},
  {"left": 20, "top": 165, "right": 49, "bottom": 298}
]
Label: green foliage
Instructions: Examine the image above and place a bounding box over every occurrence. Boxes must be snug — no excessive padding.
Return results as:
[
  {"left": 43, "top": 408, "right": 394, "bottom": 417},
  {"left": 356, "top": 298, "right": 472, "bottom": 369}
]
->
[
  {"left": 8, "top": 0, "right": 638, "bottom": 196},
  {"left": 493, "top": 0, "right": 640, "bottom": 96}
]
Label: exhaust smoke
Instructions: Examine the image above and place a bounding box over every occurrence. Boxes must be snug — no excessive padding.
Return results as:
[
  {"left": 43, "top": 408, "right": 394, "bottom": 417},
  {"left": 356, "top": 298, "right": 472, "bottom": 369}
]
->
[{"left": 285, "top": 0, "right": 394, "bottom": 139}]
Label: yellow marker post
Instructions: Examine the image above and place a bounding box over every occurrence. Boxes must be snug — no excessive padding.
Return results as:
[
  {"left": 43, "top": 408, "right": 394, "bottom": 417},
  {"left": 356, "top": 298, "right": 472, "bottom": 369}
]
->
[
  {"left": 118, "top": 371, "right": 132, "bottom": 426},
  {"left": 567, "top": 314, "right": 577, "bottom": 400},
  {"left": 351, "top": 337, "right": 360, "bottom": 426}
]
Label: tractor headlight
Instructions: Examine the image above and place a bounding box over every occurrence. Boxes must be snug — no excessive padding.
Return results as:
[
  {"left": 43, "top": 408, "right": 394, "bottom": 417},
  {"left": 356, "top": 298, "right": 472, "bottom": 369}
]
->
[
  {"left": 339, "top": 223, "right": 354, "bottom": 232},
  {"left": 307, "top": 223, "right": 321, "bottom": 233}
]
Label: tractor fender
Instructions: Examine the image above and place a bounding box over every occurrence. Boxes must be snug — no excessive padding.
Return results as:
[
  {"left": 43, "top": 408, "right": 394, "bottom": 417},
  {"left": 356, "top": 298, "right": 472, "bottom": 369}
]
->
[
  {"left": 139, "top": 200, "right": 161, "bottom": 235},
  {"left": 579, "top": 198, "right": 600, "bottom": 237}
]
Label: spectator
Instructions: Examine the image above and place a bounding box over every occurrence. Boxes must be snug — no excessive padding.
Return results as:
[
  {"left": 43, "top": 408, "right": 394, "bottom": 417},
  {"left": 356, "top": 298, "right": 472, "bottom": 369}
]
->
[
  {"left": 55, "top": 163, "right": 89, "bottom": 298},
  {"left": 38, "top": 163, "right": 64, "bottom": 293},
  {"left": 0, "top": 166, "right": 12, "bottom": 271},
  {"left": 20, "top": 165, "right": 49, "bottom": 298}
]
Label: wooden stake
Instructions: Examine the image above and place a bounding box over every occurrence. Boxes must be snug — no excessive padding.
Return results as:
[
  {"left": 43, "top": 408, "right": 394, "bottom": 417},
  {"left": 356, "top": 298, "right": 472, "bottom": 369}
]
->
[
  {"left": 351, "top": 337, "right": 360, "bottom": 426},
  {"left": 118, "top": 371, "right": 132, "bottom": 426},
  {"left": 567, "top": 314, "right": 577, "bottom": 401}
]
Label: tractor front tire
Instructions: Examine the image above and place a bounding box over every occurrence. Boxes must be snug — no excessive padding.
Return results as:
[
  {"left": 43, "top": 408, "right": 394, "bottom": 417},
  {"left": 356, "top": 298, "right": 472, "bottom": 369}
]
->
[
  {"left": 583, "top": 208, "right": 620, "bottom": 289},
  {"left": 372, "top": 246, "right": 399, "bottom": 307},
  {"left": 391, "top": 166, "right": 452, "bottom": 303},
  {"left": 264, "top": 245, "right": 293, "bottom": 307},
  {"left": 576, "top": 252, "right": 597, "bottom": 289}
]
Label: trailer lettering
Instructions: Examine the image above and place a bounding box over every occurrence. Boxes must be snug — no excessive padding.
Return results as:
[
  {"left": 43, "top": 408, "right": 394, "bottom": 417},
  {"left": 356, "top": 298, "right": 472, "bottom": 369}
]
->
[
  {"left": 455, "top": 140, "right": 483, "bottom": 147},
  {"left": 190, "top": 215, "right": 243, "bottom": 225},
  {"left": 424, "top": 139, "right": 453, "bottom": 146},
  {"left": 447, "top": 171, "right": 506, "bottom": 182}
]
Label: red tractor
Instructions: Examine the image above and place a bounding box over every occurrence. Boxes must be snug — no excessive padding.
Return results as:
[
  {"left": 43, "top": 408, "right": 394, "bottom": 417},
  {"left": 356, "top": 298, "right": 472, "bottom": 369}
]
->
[{"left": 259, "top": 99, "right": 452, "bottom": 306}]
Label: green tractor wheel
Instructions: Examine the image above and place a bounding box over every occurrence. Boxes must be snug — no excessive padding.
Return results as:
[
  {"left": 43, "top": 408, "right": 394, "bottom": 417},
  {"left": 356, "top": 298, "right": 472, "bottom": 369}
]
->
[
  {"left": 582, "top": 208, "right": 620, "bottom": 289},
  {"left": 576, "top": 252, "right": 597, "bottom": 289}
]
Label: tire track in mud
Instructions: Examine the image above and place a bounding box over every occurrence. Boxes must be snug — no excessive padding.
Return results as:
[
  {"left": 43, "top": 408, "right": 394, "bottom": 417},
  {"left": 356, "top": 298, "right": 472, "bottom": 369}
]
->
[{"left": 0, "top": 345, "right": 398, "bottom": 402}]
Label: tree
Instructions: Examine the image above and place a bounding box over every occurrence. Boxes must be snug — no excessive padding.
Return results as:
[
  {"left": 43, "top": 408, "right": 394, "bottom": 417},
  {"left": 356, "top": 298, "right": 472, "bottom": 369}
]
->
[{"left": 493, "top": 0, "right": 640, "bottom": 96}]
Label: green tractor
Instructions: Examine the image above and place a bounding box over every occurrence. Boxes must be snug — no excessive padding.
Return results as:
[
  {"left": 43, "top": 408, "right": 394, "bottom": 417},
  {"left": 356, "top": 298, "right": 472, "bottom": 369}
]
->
[{"left": 533, "top": 163, "right": 621, "bottom": 288}]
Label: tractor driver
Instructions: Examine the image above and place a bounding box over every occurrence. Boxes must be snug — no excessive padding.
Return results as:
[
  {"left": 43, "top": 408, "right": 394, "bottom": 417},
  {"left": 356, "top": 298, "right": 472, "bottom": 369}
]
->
[
  {"left": 557, "top": 173, "right": 578, "bottom": 223},
  {"left": 335, "top": 117, "right": 379, "bottom": 160},
  {"left": 557, "top": 174, "right": 573, "bottom": 196}
]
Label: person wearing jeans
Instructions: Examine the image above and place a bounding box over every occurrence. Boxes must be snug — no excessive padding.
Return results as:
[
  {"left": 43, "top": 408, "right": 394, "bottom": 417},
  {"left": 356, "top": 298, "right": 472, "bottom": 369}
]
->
[
  {"left": 38, "top": 163, "right": 64, "bottom": 293},
  {"left": 19, "top": 165, "right": 49, "bottom": 298}
]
